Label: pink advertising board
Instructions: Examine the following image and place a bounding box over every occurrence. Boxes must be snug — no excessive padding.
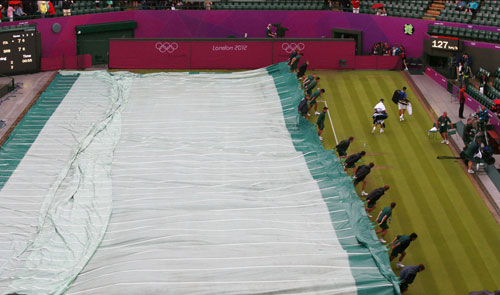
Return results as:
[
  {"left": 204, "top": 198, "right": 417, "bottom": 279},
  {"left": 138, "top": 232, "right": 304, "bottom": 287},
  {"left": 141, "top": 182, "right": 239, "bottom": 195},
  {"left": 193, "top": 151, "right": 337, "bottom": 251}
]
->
[{"left": 109, "top": 39, "right": 356, "bottom": 70}]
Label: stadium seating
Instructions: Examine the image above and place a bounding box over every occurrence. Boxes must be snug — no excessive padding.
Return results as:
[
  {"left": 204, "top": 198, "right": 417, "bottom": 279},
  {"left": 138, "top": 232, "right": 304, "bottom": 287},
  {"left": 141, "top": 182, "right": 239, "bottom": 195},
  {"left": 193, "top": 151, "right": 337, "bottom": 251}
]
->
[
  {"left": 427, "top": 24, "right": 500, "bottom": 44},
  {"left": 359, "top": 0, "right": 429, "bottom": 19},
  {"left": 212, "top": 0, "right": 325, "bottom": 10},
  {"left": 466, "top": 84, "right": 494, "bottom": 109},
  {"left": 493, "top": 78, "right": 500, "bottom": 92}
]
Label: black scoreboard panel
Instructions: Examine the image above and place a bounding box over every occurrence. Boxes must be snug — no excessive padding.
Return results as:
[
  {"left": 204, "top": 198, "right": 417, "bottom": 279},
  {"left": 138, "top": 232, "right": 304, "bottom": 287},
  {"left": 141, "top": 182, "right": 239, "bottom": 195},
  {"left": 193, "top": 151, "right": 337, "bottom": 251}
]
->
[{"left": 0, "top": 30, "right": 41, "bottom": 75}]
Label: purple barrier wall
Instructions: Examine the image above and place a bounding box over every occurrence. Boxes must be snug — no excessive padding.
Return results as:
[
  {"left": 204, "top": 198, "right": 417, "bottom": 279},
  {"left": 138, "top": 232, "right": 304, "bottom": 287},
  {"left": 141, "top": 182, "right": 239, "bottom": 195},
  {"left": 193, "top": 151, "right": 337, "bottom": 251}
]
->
[
  {"left": 4, "top": 10, "right": 493, "bottom": 61},
  {"left": 425, "top": 66, "right": 500, "bottom": 134},
  {"left": 109, "top": 39, "right": 355, "bottom": 69},
  {"left": 354, "top": 56, "right": 401, "bottom": 70}
]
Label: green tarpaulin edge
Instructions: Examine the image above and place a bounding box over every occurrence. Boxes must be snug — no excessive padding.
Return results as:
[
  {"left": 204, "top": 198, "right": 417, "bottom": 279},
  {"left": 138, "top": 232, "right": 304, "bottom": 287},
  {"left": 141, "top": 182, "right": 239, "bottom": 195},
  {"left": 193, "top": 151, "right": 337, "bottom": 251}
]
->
[
  {"left": 0, "top": 74, "right": 79, "bottom": 190},
  {"left": 267, "top": 62, "right": 401, "bottom": 295}
]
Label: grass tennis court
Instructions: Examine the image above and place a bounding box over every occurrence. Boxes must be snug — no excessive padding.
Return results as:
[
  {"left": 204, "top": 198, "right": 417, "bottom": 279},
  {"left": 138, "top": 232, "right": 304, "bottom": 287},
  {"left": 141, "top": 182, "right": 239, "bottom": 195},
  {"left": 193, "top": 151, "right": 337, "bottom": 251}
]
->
[{"left": 310, "top": 70, "right": 500, "bottom": 294}]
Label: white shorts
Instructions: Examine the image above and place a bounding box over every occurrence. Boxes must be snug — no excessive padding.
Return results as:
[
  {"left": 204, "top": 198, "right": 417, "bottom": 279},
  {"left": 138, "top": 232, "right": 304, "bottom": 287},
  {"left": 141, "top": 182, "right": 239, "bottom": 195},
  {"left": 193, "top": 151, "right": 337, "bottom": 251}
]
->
[{"left": 398, "top": 103, "right": 407, "bottom": 110}]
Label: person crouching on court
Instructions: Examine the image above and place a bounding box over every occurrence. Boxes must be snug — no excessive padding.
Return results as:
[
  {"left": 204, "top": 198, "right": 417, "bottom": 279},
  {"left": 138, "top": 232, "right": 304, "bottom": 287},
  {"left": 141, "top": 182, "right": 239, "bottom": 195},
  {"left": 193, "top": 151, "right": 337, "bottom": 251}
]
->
[
  {"left": 309, "top": 88, "right": 325, "bottom": 116},
  {"left": 353, "top": 162, "right": 374, "bottom": 196},
  {"left": 335, "top": 137, "right": 354, "bottom": 159},
  {"left": 343, "top": 151, "right": 366, "bottom": 172},
  {"left": 316, "top": 107, "right": 328, "bottom": 141}
]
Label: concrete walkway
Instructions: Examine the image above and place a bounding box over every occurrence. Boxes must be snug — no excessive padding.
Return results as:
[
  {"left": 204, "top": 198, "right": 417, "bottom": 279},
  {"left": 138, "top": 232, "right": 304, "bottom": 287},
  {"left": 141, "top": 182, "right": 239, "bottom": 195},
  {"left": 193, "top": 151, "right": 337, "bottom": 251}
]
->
[
  {"left": 0, "top": 71, "right": 56, "bottom": 146},
  {"left": 410, "top": 73, "right": 500, "bottom": 219}
]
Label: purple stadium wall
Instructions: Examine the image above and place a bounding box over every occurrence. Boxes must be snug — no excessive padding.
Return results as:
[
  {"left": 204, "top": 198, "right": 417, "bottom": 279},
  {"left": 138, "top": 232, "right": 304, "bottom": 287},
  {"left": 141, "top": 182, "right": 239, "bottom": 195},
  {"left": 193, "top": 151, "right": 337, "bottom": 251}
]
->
[{"left": 3, "top": 10, "right": 499, "bottom": 62}]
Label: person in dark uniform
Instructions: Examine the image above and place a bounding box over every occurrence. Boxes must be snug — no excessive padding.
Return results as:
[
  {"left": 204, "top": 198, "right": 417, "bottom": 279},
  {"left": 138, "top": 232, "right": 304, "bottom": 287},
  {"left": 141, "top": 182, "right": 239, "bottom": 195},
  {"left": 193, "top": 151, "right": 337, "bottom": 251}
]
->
[
  {"left": 399, "top": 264, "right": 425, "bottom": 293},
  {"left": 463, "top": 118, "right": 474, "bottom": 147},
  {"left": 335, "top": 137, "right": 354, "bottom": 159},
  {"left": 289, "top": 53, "right": 303, "bottom": 72},
  {"left": 365, "top": 185, "right": 390, "bottom": 211},
  {"left": 266, "top": 24, "right": 276, "bottom": 38},
  {"left": 464, "top": 137, "right": 480, "bottom": 174},
  {"left": 298, "top": 94, "right": 310, "bottom": 119},
  {"left": 304, "top": 77, "right": 320, "bottom": 95},
  {"left": 343, "top": 151, "right": 366, "bottom": 171},
  {"left": 375, "top": 202, "right": 395, "bottom": 244},
  {"left": 309, "top": 88, "right": 325, "bottom": 116},
  {"left": 389, "top": 233, "right": 418, "bottom": 268},
  {"left": 297, "top": 60, "right": 309, "bottom": 80},
  {"left": 316, "top": 107, "right": 328, "bottom": 141},
  {"left": 353, "top": 162, "right": 374, "bottom": 196}
]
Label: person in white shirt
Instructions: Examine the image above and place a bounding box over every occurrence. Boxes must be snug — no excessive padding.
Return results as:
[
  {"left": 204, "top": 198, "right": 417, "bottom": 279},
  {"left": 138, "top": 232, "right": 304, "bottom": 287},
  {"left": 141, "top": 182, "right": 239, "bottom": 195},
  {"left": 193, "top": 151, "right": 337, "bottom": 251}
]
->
[{"left": 372, "top": 99, "right": 388, "bottom": 133}]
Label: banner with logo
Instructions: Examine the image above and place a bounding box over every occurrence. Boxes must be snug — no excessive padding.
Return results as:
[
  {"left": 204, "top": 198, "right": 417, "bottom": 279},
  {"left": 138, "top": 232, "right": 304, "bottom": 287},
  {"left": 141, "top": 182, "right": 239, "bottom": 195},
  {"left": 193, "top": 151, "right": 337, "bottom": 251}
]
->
[
  {"left": 109, "top": 39, "right": 356, "bottom": 69},
  {"left": 109, "top": 40, "right": 190, "bottom": 69}
]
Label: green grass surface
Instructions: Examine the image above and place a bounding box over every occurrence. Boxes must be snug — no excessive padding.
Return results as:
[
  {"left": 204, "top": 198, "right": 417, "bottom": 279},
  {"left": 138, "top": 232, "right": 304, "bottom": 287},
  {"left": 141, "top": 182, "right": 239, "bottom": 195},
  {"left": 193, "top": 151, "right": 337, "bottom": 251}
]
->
[{"left": 308, "top": 70, "right": 500, "bottom": 294}]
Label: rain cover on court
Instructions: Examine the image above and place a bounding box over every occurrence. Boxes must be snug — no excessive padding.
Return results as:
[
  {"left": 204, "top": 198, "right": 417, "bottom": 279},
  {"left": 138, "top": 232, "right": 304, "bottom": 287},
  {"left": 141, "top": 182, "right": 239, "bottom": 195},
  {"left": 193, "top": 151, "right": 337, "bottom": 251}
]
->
[{"left": 0, "top": 63, "right": 399, "bottom": 295}]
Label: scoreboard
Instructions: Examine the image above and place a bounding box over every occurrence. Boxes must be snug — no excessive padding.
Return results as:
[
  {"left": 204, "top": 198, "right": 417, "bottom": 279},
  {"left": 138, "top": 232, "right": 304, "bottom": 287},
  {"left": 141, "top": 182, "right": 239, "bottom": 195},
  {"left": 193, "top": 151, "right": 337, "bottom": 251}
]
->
[{"left": 0, "top": 30, "right": 41, "bottom": 75}]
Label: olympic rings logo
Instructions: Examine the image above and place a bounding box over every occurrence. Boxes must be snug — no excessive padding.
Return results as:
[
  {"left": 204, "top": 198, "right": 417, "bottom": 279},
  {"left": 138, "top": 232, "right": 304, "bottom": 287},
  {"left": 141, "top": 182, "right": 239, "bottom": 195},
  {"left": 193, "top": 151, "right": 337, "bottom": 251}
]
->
[
  {"left": 155, "top": 42, "right": 179, "bottom": 54},
  {"left": 281, "top": 42, "right": 305, "bottom": 53}
]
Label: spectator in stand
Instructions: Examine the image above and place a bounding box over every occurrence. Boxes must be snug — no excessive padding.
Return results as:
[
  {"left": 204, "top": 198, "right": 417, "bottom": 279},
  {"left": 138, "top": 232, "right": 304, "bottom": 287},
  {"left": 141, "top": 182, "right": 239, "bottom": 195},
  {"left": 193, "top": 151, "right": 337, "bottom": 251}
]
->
[
  {"left": 457, "top": 0, "right": 467, "bottom": 11},
  {"left": 106, "top": 0, "right": 113, "bottom": 8},
  {"left": 401, "top": 48, "right": 408, "bottom": 70},
  {"left": 14, "top": 5, "right": 26, "bottom": 17},
  {"left": 467, "top": 0, "right": 478, "bottom": 14},
  {"left": 399, "top": 264, "right": 425, "bottom": 293},
  {"left": 62, "top": 0, "right": 72, "bottom": 16},
  {"left": 7, "top": 4, "right": 14, "bottom": 22},
  {"left": 352, "top": 0, "right": 360, "bottom": 13},
  {"left": 47, "top": 1, "right": 56, "bottom": 16},
  {"left": 204, "top": 1, "right": 212, "bottom": 10},
  {"left": 0, "top": 5, "right": 3, "bottom": 23},
  {"left": 459, "top": 85, "right": 466, "bottom": 119},
  {"left": 456, "top": 61, "right": 463, "bottom": 82}
]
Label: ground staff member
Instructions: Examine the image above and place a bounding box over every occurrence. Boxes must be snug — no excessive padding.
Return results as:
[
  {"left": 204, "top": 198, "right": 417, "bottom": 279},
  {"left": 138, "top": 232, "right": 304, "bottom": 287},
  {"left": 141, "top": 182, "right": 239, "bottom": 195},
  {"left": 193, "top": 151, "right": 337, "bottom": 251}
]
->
[
  {"left": 343, "top": 151, "right": 366, "bottom": 171},
  {"left": 437, "top": 112, "right": 453, "bottom": 145},
  {"left": 399, "top": 264, "right": 425, "bottom": 293},
  {"left": 335, "top": 137, "right": 354, "bottom": 159},
  {"left": 353, "top": 162, "right": 374, "bottom": 196},
  {"left": 305, "top": 77, "right": 320, "bottom": 95},
  {"left": 365, "top": 185, "right": 390, "bottom": 212},
  {"left": 316, "top": 107, "right": 328, "bottom": 141},
  {"left": 389, "top": 233, "right": 418, "bottom": 268},
  {"left": 289, "top": 53, "right": 303, "bottom": 72},
  {"left": 309, "top": 89, "right": 325, "bottom": 116},
  {"left": 375, "top": 202, "right": 395, "bottom": 244},
  {"left": 297, "top": 61, "right": 309, "bottom": 79}
]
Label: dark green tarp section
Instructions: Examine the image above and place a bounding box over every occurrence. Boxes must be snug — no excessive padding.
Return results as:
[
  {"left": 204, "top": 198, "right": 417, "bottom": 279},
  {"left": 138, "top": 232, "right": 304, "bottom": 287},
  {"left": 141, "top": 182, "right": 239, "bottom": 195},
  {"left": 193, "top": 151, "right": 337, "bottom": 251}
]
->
[{"left": 267, "top": 62, "right": 400, "bottom": 295}]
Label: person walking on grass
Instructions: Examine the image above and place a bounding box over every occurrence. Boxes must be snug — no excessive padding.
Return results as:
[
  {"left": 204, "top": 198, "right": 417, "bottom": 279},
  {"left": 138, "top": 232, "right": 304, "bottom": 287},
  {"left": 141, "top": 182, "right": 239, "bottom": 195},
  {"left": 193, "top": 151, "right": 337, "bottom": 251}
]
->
[
  {"left": 343, "top": 151, "right": 366, "bottom": 171},
  {"left": 305, "top": 77, "right": 320, "bottom": 96},
  {"left": 297, "top": 60, "right": 309, "bottom": 80},
  {"left": 399, "top": 264, "right": 425, "bottom": 293},
  {"left": 335, "top": 136, "right": 354, "bottom": 159},
  {"left": 389, "top": 232, "right": 418, "bottom": 268},
  {"left": 375, "top": 202, "right": 395, "bottom": 244},
  {"left": 353, "top": 162, "right": 374, "bottom": 196},
  {"left": 365, "top": 184, "right": 390, "bottom": 210},
  {"left": 316, "top": 107, "right": 328, "bottom": 141},
  {"left": 437, "top": 112, "right": 453, "bottom": 145},
  {"left": 309, "top": 88, "right": 325, "bottom": 116},
  {"left": 397, "top": 87, "right": 410, "bottom": 121},
  {"left": 372, "top": 99, "right": 388, "bottom": 134}
]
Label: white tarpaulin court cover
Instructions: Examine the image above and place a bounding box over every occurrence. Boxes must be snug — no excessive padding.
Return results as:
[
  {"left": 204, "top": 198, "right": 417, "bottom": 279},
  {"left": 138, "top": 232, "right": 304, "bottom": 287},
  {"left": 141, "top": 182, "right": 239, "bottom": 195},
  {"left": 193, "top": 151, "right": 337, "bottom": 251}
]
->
[{"left": 0, "top": 63, "right": 399, "bottom": 295}]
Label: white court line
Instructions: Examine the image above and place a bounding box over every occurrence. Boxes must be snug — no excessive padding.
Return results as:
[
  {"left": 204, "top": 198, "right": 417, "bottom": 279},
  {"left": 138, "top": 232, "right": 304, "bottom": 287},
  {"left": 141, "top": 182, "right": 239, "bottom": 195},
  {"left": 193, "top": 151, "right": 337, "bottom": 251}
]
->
[{"left": 318, "top": 100, "right": 338, "bottom": 144}]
